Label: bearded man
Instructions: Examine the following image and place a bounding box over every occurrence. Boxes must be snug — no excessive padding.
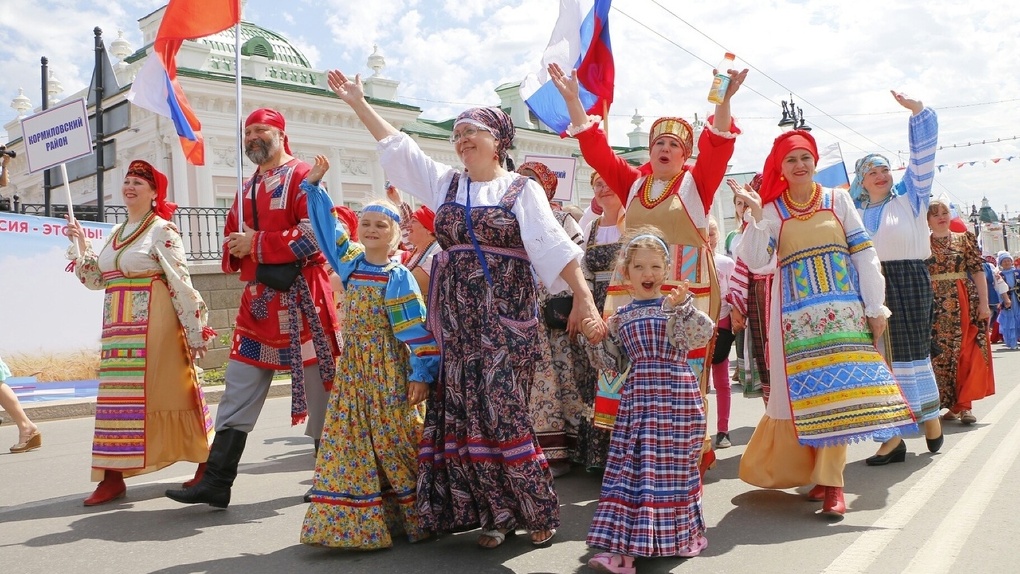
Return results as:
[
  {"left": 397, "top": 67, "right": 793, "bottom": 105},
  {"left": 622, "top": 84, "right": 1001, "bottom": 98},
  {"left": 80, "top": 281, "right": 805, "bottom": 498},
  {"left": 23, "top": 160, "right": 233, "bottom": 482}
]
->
[{"left": 166, "top": 108, "right": 340, "bottom": 508}]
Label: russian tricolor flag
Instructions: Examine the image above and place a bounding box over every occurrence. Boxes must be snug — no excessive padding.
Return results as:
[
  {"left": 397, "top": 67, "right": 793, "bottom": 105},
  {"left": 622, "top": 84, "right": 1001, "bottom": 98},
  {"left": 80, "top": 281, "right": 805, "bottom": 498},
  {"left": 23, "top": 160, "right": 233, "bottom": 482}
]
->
[
  {"left": 520, "top": 0, "right": 614, "bottom": 134},
  {"left": 814, "top": 142, "right": 851, "bottom": 189},
  {"left": 127, "top": 0, "right": 241, "bottom": 166}
]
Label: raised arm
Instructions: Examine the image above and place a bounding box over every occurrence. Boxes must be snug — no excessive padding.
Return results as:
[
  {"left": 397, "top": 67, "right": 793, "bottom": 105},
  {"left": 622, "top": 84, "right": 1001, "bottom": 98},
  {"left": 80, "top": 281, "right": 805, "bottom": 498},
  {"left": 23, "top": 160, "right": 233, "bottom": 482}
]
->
[
  {"left": 327, "top": 70, "right": 399, "bottom": 142},
  {"left": 548, "top": 63, "right": 640, "bottom": 201},
  {"left": 891, "top": 92, "right": 938, "bottom": 216}
]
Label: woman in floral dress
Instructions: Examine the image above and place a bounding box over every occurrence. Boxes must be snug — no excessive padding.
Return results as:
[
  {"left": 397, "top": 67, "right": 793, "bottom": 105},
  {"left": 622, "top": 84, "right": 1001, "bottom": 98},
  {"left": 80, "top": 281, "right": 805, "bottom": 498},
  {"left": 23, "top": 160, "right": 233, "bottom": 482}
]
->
[
  {"left": 324, "top": 69, "right": 602, "bottom": 549},
  {"left": 926, "top": 197, "right": 995, "bottom": 425},
  {"left": 66, "top": 160, "right": 214, "bottom": 506}
]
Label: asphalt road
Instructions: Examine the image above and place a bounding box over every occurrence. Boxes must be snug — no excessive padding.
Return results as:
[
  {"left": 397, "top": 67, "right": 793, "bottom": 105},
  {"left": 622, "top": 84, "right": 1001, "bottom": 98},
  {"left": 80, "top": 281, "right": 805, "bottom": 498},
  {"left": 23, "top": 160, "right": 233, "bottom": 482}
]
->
[{"left": 2, "top": 347, "right": 1019, "bottom": 574}]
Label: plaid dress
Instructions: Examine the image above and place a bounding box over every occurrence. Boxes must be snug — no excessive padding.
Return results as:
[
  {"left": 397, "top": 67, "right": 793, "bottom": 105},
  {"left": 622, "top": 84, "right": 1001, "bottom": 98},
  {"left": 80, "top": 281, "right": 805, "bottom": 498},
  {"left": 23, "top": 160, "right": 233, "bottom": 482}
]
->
[{"left": 585, "top": 297, "right": 714, "bottom": 557}]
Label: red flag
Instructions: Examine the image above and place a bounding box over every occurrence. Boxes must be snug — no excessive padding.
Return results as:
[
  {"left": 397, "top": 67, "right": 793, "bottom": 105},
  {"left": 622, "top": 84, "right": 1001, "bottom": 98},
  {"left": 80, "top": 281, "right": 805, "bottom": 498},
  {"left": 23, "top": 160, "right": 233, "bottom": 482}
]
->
[{"left": 133, "top": 1, "right": 241, "bottom": 165}]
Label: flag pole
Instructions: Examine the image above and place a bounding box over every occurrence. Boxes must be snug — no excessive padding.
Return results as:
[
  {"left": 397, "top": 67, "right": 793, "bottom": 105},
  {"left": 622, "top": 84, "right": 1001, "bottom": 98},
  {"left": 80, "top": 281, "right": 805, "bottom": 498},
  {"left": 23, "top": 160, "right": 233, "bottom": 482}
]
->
[
  {"left": 837, "top": 142, "right": 850, "bottom": 185},
  {"left": 234, "top": 12, "right": 244, "bottom": 225},
  {"left": 602, "top": 100, "right": 609, "bottom": 138}
]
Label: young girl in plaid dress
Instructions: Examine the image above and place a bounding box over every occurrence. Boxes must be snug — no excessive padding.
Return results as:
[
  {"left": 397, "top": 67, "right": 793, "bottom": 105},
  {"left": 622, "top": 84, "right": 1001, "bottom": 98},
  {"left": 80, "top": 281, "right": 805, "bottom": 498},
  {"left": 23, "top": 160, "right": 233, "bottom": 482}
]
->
[{"left": 581, "top": 226, "right": 716, "bottom": 573}]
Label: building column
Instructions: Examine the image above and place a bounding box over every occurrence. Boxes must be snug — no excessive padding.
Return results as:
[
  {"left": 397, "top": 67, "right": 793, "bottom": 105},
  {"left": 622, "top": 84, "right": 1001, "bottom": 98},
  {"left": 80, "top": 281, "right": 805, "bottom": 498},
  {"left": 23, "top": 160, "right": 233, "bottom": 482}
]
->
[{"left": 329, "top": 146, "right": 345, "bottom": 205}]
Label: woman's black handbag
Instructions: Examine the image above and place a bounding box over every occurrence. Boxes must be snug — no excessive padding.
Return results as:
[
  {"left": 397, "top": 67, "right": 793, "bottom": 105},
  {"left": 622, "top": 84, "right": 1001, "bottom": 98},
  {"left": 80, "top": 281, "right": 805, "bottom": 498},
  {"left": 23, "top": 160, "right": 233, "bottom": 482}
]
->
[
  {"left": 250, "top": 172, "right": 303, "bottom": 291},
  {"left": 542, "top": 296, "right": 574, "bottom": 330},
  {"left": 256, "top": 261, "right": 302, "bottom": 291}
]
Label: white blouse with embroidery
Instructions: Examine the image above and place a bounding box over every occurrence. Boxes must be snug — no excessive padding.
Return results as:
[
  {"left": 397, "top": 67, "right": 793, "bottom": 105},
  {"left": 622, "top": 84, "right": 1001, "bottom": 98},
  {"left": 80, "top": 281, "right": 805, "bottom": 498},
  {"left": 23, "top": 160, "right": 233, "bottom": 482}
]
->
[
  {"left": 378, "top": 132, "right": 583, "bottom": 293},
  {"left": 72, "top": 218, "right": 211, "bottom": 348}
]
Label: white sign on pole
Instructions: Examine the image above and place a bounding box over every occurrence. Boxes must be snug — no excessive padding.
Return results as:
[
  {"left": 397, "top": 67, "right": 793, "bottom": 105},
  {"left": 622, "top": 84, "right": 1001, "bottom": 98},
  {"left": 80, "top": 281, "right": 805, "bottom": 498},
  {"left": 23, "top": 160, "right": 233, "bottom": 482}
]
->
[
  {"left": 19, "top": 98, "right": 94, "bottom": 174},
  {"left": 522, "top": 154, "right": 578, "bottom": 203}
]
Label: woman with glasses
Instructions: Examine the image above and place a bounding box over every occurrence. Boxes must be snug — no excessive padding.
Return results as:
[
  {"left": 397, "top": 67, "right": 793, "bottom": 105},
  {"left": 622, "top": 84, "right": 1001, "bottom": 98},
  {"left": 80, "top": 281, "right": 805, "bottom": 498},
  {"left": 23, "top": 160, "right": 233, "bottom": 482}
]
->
[{"left": 324, "top": 69, "right": 603, "bottom": 549}]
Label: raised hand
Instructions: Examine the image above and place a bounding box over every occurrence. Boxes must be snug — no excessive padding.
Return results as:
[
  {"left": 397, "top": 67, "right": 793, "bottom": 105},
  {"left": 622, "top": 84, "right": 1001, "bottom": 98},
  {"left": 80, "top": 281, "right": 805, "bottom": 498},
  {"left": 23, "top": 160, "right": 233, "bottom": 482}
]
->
[
  {"left": 308, "top": 155, "right": 329, "bottom": 185},
  {"left": 385, "top": 183, "right": 402, "bottom": 205},
  {"left": 327, "top": 70, "right": 365, "bottom": 104},
  {"left": 666, "top": 281, "right": 691, "bottom": 308},
  {"left": 891, "top": 90, "right": 923, "bottom": 115},
  {"left": 720, "top": 68, "right": 748, "bottom": 102},
  {"left": 547, "top": 63, "right": 580, "bottom": 100},
  {"left": 732, "top": 185, "right": 763, "bottom": 222}
]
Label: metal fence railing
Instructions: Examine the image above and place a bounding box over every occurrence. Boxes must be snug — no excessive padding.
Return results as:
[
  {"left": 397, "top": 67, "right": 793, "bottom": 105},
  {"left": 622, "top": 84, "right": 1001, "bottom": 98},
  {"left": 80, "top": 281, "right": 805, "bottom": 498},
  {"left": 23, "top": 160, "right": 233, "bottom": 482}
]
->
[{"left": 18, "top": 203, "right": 229, "bottom": 261}]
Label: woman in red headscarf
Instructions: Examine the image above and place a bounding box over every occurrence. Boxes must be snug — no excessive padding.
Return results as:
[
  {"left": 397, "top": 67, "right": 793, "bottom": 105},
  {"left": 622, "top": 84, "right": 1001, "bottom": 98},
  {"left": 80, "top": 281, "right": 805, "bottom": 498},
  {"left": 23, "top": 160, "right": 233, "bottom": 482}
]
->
[
  {"left": 66, "top": 160, "right": 215, "bottom": 506},
  {"left": 733, "top": 131, "right": 915, "bottom": 517}
]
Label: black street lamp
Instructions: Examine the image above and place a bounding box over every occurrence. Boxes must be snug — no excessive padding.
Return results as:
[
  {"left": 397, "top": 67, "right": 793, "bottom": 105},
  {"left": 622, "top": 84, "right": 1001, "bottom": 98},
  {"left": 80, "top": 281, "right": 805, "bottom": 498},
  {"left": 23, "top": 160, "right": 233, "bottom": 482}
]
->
[
  {"left": 1002, "top": 213, "right": 1009, "bottom": 252},
  {"left": 970, "top": 204, "right": 980, "bottom": 236},
  {"left": 779, "top": 94, "right": 811, "bottom": 132}
]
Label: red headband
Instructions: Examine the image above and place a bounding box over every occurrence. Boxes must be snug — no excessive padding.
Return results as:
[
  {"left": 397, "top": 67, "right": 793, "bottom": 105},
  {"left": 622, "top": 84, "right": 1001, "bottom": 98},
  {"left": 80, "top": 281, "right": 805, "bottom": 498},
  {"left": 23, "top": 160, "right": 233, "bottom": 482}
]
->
[
  {"left": 245, "top": 108, "right": 292, "bottom": 154},
  {"left": 126, "top": 159, "right": 176, "bottom": 219},
  {"left": 412, "top": 205, "right": 435, "bottom": 234},
  {"left": 758, "top": 130, "right": 819, "bottom": 205},
  {"left": 332, "top": 205, "right": 359, "bottom": 241}
]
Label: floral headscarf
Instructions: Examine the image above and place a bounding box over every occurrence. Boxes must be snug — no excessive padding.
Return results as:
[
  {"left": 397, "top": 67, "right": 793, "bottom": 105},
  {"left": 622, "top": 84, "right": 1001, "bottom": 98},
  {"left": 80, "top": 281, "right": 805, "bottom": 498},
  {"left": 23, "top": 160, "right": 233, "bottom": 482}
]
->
[
  {"left": 517, "top": 161, "right": 558, "bottom": 201},
  {"left": 454, "top": 107, "right": 516, "bottom": 169},
  {"left": 849, "top": 153, "right": 892, "bottom": 205}
]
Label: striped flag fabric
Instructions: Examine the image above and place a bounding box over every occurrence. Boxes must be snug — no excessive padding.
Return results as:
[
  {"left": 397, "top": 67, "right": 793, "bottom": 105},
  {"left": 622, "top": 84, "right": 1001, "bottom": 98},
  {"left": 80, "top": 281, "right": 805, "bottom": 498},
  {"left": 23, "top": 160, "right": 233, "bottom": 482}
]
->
[
  {"left": 520, "top": 0, "right": 615, "bottom": 134},
  {"left": 814, "top": 142, "right": 850, "bottom": 189},
  {"left": 127, "top": 0, "right": 241, "bottom": 165}
]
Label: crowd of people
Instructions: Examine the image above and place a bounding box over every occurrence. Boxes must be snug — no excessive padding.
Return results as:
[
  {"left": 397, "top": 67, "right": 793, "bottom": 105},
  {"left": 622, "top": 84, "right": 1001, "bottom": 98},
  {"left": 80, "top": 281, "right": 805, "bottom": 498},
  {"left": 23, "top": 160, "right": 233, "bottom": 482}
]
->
[{"left": 4, "top": 62, "right": 1010, "bottom": 574}]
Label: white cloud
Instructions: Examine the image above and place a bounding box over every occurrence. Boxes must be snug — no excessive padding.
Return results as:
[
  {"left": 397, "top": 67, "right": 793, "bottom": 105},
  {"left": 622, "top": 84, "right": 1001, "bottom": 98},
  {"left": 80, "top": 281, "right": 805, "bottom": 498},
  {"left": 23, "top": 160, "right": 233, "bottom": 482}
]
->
[{"left": 2, "top": 0, "right": 1019, "bottom": 217}]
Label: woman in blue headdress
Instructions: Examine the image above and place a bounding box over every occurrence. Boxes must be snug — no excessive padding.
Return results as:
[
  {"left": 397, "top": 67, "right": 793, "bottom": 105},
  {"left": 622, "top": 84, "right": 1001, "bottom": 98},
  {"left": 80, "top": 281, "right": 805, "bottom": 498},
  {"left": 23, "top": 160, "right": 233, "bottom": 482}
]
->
[{"left": 848, "top": 91, "right": 943, "bottom": 463}]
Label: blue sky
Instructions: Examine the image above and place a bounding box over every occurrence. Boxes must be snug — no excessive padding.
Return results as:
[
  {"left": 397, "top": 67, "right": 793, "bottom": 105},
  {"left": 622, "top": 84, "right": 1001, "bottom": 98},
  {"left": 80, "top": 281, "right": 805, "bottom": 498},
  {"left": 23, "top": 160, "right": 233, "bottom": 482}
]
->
[{"left": 2, "top": 0, "right": 1019, "bottom": 218}]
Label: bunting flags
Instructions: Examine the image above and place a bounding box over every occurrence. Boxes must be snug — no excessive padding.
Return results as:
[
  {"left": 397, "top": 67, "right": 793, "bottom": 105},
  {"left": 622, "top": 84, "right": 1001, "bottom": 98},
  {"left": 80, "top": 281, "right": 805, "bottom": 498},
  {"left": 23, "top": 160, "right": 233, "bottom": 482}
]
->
[
  {"left": 890, "top": 155, "right": 1018, "bottom": 172},
  {"left": 126, "top": 0, "right": 241, "bottom": 165}
]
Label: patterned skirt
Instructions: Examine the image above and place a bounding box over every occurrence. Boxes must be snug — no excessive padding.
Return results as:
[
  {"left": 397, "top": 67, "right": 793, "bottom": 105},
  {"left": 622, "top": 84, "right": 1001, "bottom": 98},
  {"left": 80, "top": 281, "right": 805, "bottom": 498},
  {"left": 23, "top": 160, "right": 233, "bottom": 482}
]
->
[
  {"left": 875, "top": 260, "right": 940, "bottom": 439},
  {"left": 586, "top": 360, "right": 706, "bottom": 557},
  {"left": 92, "top": 275, "right": 211, "bottom": 481}
]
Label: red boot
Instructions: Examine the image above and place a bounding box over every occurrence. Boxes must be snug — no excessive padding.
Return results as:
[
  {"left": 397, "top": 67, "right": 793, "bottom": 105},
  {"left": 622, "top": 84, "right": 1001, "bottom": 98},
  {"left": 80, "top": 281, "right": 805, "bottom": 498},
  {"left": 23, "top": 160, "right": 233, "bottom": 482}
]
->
[
  {"left": 183, "top": 463, "right": 206, "bottom": 488},
  {"left": 822, "top": 486, "right": 845, "bottom": 517},
  {"left": 84, "top": 471, "right": 126, "bottom": 506},
  {"left": 806, "top": 484, "right": 825, "bottom": 502}
]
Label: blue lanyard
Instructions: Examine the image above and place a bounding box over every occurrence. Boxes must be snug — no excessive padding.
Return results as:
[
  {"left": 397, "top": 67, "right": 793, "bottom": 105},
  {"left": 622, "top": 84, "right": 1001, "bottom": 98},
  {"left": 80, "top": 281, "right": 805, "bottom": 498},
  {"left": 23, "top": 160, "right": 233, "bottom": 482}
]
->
[{"left": 464, "top": 176, "right": 494, "bottom": 286}]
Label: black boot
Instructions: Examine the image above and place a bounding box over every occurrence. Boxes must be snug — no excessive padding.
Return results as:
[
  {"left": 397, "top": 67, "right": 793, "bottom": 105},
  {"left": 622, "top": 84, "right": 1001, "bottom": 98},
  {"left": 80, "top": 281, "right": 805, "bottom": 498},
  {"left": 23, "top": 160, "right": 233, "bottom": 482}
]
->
[{"left": 165, "top": 428, "right": 247, "bottom": 508}]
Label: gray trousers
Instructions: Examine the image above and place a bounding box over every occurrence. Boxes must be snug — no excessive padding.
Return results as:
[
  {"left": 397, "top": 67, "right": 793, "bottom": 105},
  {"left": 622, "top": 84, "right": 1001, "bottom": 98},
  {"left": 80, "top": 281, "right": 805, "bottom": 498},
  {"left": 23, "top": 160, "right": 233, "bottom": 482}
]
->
[{"left": 215, "top": 360, "right": 328, "bottom": 440}]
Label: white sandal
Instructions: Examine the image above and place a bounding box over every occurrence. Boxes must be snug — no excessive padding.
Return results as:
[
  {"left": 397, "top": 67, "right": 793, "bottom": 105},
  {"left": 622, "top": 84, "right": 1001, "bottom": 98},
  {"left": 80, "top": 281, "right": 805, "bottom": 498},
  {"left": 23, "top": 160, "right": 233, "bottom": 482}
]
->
[{"left": 477, "top": 529, "right": 513, "bottom": 548}]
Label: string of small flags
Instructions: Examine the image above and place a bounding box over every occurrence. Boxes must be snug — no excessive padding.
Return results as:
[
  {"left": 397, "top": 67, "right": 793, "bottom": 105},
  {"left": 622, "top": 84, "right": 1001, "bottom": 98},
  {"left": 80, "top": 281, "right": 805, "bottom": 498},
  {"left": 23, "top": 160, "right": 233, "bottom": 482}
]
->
[{"left": 892, "top": 155, "right": 1017, "bottom": 172}]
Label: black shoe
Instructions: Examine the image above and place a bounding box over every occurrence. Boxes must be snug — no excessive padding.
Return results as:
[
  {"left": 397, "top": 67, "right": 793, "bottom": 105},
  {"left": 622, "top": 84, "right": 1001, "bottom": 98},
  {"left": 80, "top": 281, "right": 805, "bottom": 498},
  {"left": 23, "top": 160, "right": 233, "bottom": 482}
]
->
[
  {"left": 303, "top": 487, "right": 314, "bottom": 503},
  {"left": 166, "top": 428, "right": 247, "bottom": 508},
  {"left": 926, "top": 433, "right": 944, "bottom": 453},
  {"left": 313, "top": 438, "right": 320, "bottom": 457},
  {"left": 865, "top": 439, "right": 907, "bottom": 466}
]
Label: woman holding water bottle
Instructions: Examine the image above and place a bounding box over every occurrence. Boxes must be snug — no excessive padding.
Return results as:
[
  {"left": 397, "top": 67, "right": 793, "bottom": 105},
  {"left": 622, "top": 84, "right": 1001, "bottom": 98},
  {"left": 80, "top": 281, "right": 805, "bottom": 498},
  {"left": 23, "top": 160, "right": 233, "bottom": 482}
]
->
[{"left": 547, "top": 58, "right": 747, "bottom": 477}]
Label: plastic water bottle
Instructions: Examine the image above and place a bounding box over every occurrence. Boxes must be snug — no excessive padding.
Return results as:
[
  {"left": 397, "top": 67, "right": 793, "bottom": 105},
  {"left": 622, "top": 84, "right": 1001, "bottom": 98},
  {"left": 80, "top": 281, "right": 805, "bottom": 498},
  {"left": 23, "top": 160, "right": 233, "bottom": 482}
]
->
[{"left": 707, "top": 52, "right": 736, "bottom": 105}]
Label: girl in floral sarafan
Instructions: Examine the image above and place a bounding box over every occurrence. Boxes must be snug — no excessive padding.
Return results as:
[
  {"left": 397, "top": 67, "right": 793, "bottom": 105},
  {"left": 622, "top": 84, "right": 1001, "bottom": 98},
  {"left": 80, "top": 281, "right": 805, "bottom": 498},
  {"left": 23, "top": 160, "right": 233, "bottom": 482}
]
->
[
  {"left": 580, "top": 225, "right": 716, "bottom": 573},
  {"left": 301, "top": 156, "right": 439, "bottom": 549}
]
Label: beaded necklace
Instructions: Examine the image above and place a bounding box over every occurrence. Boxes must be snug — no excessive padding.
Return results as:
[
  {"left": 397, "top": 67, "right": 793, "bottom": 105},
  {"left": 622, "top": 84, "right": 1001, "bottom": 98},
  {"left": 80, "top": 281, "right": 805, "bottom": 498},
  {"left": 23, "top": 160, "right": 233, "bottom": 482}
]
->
[
  {"left": 783, "top": 183, "right": 821, "bottom": 221},
  {"left": 113, "top": 209, "right": 158, "bottom": 250},
  {"left": 638, "top": 171, "right": 684, "bottom": 209}
]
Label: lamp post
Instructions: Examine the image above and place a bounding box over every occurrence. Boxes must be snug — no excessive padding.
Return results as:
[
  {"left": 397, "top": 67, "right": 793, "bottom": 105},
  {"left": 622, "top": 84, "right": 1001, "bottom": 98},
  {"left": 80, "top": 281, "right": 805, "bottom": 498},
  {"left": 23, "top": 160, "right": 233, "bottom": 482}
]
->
[
  {"left": 1002, "top": 212, "right": 1009, "bottom": 253},
  {"left": 778, "top": 94, "right": 811, "bottom": 132},
  {"left": 970, "top": 204, "right": 980, "bottom": 237}
]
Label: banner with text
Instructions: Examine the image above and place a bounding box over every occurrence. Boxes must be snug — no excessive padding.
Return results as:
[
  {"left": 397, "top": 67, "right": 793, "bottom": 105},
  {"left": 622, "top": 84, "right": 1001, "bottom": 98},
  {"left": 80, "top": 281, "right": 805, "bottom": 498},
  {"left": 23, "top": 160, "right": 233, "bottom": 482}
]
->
[
  {"left": 523, "top": 154, "right": 578, "bottom": 203},
  {"left": 0, "top": 213, "right": 113, "bottom": 380},
  {"left": 19, "top": 98, "right": 94, "bottom": 173}
]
